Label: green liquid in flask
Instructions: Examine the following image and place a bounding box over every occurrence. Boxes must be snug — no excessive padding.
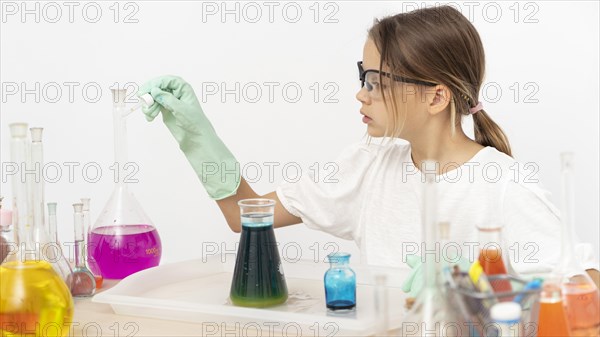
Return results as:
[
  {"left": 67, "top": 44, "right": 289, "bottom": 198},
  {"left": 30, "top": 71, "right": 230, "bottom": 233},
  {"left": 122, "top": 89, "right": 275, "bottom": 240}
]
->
[{"left": 230, "top": 213, "right": 288, "bottom": 308}]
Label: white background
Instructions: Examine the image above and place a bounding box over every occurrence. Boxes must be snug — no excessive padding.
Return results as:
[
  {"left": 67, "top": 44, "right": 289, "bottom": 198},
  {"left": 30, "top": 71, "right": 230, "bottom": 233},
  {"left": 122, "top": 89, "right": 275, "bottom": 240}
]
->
[{"left": 1, "top": 1, "right": 598, "bottom": 264}]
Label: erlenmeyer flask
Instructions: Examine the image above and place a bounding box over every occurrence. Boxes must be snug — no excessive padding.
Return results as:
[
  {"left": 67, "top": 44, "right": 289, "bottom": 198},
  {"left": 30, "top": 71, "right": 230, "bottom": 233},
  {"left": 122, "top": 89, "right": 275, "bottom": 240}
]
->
[
  {"left": 537, "top": 280, "right": 572, "bottom": 337},
  {"left": 399, "top": 166, "right": 462, "bottom": 336},
  {"left": 477, "top": 224, "right": 513, "bottom": 293},
  {"left": 555, "top": 152, "right": 600, "bottom": 335},
  {"left": 1, "top": 123, "right": 74, "bottom": 337},
  {"left": 230, "top": 199, "right": 288, "bottom": 307},
  {"left": 88, "top": 89, "right": 162, "bottom": 280}
]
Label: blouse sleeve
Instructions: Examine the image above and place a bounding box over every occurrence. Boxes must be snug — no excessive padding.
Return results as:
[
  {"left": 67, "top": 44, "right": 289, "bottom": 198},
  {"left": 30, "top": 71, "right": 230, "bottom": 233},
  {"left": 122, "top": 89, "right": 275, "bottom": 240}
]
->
[{"left": 275, "top": 142, "right": 378, "bottom": 241}]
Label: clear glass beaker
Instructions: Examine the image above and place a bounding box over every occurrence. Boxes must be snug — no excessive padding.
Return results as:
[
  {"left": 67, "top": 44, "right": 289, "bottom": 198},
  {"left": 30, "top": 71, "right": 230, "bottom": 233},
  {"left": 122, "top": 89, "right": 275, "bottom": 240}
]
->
[
  {"left": 88, "top": 89, "right": 162, "bottom": 280},
  {"left": 1, "top": 123, "right": 74, "bottom": 337},
  {"left": 556, "top": 152, "right": 600, "bottom": 335},
  {"left": 399, "top": 168, "right": 462, "bottom": 336},
  {"left": 230, "top": 199, "right": 288, "bottom": 307},
  {"left": 324, "top": 252, "right": 356, "bottom": 311}
]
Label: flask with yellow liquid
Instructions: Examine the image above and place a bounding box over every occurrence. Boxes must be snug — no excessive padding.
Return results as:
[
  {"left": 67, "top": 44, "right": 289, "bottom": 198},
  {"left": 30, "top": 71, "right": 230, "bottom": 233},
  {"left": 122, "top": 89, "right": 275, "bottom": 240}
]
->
[{"left": 0, "top": 123, "right": 74, "bottom": 337}]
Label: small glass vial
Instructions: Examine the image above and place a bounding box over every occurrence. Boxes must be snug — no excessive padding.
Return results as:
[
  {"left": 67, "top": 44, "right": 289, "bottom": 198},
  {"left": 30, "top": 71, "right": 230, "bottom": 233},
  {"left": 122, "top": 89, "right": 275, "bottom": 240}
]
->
[{"left": 324, "top": 252, "right": 356, "bottom": 311}]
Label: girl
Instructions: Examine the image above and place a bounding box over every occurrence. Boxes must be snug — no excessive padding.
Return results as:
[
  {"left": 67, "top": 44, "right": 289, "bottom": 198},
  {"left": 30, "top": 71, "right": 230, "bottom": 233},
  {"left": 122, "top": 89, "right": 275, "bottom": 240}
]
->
[{"left": 138, "top": 6, "right": 597, "bottom": 281}]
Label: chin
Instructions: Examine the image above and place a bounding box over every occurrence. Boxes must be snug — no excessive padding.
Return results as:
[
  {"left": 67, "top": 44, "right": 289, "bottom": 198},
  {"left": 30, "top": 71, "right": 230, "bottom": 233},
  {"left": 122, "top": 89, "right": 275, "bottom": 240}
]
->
[{"left": 366, "top": 126, "right": 385, "bottom": 137}]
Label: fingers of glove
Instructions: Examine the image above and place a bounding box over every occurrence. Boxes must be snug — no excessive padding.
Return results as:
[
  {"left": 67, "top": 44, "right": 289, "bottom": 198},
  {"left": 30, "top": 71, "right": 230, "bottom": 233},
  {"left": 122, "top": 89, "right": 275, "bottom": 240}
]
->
[
  {"left": 150, "top": 87, "right": 199, "bottom": 129},
  {"left": 406, "top": 254, "right": 422, "bottom": 268},
  {"left": 142, "top": 102, "right": 162, "bottom": 122},
  {"left": 138, "top": 75, "right": 182, "bottom": 93},
  {"left": 138, "top": 75, "right": 195, "bottom": 102},
  {"left": 149, "top": 87, "right": 187, "bottom": 114}
]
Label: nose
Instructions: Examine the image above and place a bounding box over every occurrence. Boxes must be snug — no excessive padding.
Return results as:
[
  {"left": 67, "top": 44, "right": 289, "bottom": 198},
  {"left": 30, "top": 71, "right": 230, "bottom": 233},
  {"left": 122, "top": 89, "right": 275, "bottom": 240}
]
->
[{"left": 355, "top": 86, "right": 371, "bottom": 105}]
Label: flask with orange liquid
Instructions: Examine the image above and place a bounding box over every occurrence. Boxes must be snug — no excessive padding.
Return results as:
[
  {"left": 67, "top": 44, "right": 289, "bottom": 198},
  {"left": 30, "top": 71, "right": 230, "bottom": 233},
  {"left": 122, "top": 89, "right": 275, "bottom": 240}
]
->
[
  {"left": 477, "top": 224, "right": 513, "bottom": 293},
  {"left": 537, "top": 281, "right": 572, "bottom": 337},
  {"left": 555, "top": 153, "right": 600, "bottom": 336}
]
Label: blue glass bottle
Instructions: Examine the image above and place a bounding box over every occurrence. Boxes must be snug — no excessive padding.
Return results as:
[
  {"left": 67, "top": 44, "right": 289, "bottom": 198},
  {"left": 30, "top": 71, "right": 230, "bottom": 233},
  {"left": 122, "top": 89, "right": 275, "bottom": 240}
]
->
[{"left": 324, "top": 252, "right": 356, "bottom": 311}]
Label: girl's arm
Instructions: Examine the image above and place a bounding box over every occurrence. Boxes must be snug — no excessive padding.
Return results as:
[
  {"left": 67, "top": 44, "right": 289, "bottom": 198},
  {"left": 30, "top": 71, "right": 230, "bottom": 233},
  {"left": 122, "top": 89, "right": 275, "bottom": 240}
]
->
[
  {"left": 587, "top": 269, "right": 600, "bottom": 289},
  {"left": 216, "top": 177, "right": 302, "bottom": 233}
]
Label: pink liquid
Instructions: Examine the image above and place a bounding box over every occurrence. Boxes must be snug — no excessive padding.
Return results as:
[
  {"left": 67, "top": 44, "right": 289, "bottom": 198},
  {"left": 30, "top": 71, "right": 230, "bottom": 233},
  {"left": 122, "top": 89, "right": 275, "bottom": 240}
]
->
[
  {"left": 564, "top": 283, "right": 600, "bottom": 334},
  {"left": 88, "top": 224, "right": 161, "bottom": 279}
]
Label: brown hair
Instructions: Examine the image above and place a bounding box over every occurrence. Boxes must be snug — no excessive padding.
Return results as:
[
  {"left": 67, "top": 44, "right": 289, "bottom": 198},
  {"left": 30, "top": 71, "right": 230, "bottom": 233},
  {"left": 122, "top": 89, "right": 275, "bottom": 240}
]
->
[{"left": 368, "top": 5, "right": 512, "bottom": 157}]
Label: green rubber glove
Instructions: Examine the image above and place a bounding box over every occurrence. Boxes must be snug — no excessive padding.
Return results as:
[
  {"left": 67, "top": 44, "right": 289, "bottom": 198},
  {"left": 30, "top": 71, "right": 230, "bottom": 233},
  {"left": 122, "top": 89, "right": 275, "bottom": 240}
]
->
[
  {"left": 401, "top": 254, "right": 471, "bottom": 298},
  {"left": 138, "top": 75, "right": 241, "bottom": 200}
]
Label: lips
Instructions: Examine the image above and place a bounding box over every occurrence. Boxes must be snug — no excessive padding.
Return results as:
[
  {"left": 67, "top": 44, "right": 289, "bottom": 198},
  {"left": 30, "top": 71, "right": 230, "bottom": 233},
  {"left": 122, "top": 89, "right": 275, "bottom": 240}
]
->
[{"left": 361, "top": 112, "right": 372, "bottom": 124}]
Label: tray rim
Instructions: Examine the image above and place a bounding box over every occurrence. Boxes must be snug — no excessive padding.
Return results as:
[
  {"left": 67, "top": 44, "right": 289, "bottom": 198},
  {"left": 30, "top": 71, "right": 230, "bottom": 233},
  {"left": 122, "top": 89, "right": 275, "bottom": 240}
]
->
[{"left": 92, "top": 255, "right": 409, "bottom": 333}]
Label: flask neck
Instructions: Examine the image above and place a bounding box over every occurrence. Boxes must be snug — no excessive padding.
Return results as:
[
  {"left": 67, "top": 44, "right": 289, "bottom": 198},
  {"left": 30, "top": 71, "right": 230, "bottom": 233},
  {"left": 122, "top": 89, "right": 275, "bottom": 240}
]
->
[
  {"left": 112, "top": 90, "right": 128, "bottom": 187},
  {"left": 328, "top": 255, "right": 351, "bottom": 268},
  {"left": 478, "top": 226, "right": 503, "bottom": 247},
  {"left": 558, "top": 153, "right": 578, "bottom": 270}
]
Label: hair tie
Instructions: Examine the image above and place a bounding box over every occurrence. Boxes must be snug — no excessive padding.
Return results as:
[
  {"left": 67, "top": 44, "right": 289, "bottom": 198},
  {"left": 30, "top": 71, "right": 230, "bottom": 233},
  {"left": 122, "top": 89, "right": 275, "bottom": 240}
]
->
[{"left": 469, "top": 101, "right": 483, "bottom": 114}]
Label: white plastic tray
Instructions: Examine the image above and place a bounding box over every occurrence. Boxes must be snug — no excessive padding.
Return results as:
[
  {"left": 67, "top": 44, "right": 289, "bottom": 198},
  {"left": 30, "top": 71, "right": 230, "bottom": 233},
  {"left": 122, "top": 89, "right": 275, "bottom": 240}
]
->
[{"left": 93, "top": 255, "right": 409, "bottom": 336}]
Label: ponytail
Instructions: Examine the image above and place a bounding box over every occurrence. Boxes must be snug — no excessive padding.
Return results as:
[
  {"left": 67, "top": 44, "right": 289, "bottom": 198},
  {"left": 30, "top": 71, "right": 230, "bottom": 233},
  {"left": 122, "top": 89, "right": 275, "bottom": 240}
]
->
[{"left": 473, "top": 110, "right": 512, "bottom": 157}]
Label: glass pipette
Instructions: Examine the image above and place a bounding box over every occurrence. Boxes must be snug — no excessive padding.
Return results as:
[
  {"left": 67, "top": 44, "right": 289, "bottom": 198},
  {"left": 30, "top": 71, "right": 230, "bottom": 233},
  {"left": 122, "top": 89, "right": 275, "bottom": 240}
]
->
[{"left": 122, "top": 93, "right": 154, "bottom": 118}]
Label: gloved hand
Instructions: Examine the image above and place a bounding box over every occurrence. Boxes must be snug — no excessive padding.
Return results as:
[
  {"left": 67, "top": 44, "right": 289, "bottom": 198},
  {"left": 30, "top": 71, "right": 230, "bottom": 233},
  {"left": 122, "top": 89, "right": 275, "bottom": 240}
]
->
[
  {"left": 138, "top": 75, "right": 240, "bottom": 200},
  {"left": 401, "top": 254, "right": 471, "bottom": 298}
]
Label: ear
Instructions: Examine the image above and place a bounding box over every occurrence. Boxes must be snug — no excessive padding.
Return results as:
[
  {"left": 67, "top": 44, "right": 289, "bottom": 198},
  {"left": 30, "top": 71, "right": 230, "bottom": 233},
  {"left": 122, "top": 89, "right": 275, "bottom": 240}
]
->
[{"left": 427, "top": 85, "right": 452, "bottom": 115}]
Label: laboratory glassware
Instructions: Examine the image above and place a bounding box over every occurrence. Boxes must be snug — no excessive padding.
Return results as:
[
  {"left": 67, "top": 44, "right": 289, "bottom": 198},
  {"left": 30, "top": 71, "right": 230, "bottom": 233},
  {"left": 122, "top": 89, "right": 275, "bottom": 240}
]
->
[
  {"left": 28, "top": 128, "right": 73, "bottom": 286},
  {"left": 477, "top": 224, "right": 513, "bottom": 293},
  {"left": 122, "top": 93, "right": 154, "bottom": 118},
  {"left": 556, "top": 152, "right": 600, "bottom": 335},
  {"left": 1, "top": 196, "right": 14, "bottom": 263},
  {"left": 537, "top": 281, "right": 572, "bottom": 337},
  {"left": 230, "top": 199, "right": 288, "bottom": 307},
  {"left": 81, "top": 198, "right": 102, "bottom": 288},
  {"left": 89, "top": 88, "right": 162, "bottom": 279},
  {"left": 374, "top": 274, "right": 390, "bottom": 336},
  {"left": 29, "top": 128, "right": 45, "bottom": 236},
  {"left": 399, "top": 167, "right": 462, "bottom": 336},
  {"left": 324, "top": 252, "right": 356, "bottom": 311},
  {"left": 490, "top": 302, "right": 522, "bottom": 337},
  {"left": 45, "top": 202, "right": 73, "bottom": 289},
  {"left": 69, "top": 203, "right": 96, "bottom": 297},
  {"left": 0, "top": 123, "right": 74, "bottom": 337},
  {"left": 47, "top": 203, "right": 59, "bottom": 244}
]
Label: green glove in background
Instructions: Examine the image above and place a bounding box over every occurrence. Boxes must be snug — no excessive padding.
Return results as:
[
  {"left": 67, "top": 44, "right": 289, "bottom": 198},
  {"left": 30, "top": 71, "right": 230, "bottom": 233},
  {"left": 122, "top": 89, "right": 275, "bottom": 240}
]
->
[
  {"left": 401, "top": 254, "right": 471, "bottom": 298},
  {"left": 138, "top": 75, "right": 241, "bottom": 200}
]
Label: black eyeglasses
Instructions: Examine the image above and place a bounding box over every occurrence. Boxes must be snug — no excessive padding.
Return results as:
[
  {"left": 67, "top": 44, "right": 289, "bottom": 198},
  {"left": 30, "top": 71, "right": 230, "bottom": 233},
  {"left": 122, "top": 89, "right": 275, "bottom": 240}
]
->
[{"left": 357, "top": 61, "right": 437, "bottom": 92}]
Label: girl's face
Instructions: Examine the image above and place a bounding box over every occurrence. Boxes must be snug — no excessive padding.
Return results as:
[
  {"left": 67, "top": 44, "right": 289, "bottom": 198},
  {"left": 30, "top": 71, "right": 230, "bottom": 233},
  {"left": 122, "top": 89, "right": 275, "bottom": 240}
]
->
[{"left": 356, "top": 39, "right": 432, "bottom": 139}]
